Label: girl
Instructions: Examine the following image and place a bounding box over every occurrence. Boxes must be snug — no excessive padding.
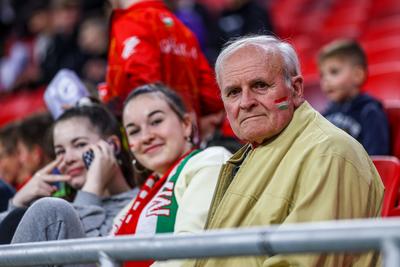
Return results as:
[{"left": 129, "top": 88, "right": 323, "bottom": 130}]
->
[
  {"left": 9, "top": 103, "right": 137, "bottom": 240},
  {"left": 113, "top": 83, "right": 231, "bottom": 266}
]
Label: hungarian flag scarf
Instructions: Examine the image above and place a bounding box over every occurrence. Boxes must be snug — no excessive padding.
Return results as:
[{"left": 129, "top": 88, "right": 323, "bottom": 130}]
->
[{"left": 115, "top": 149, "right": 201, "bottom": 267}]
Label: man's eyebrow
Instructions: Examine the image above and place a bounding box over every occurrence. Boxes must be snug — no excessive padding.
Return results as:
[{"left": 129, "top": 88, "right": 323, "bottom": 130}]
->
[{"left": 251, "top": 77, "right": 266, "bottom": 82}]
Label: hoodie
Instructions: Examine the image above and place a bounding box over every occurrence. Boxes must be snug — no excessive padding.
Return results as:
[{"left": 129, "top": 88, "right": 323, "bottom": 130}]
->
[{"left": 323, "top": 93, "right": 390, "bottom": 155}]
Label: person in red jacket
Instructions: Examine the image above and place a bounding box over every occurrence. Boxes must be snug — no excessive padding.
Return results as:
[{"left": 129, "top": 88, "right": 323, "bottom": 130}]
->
[{"left": 102, "top": 0, "right": 225, "bottom": 142}]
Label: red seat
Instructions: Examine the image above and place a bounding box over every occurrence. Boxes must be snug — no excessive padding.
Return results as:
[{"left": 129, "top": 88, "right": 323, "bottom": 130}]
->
[
  {"left": 366, "top": 49, "right": 400, "bottom": 65},
  {"left": 317, "top": 6, "right": 367, "bottom": 43},
  {"left": 360, "top": 17, "right": 400, "bottom": 43},
  {"left": 0, "top": 87, "right": 47, "bottom": 128},
  {"left": 360, "top": 37, "right": 400, "bottom": 57},
  {"left": 362, "top": 64, "right": 400, "bottom": 104},
  {"left": 369, "top": 0, "right": 400, "bottom": 19},
  {"left": 371, "top": 155, "right": 400, "bottom": 217}
]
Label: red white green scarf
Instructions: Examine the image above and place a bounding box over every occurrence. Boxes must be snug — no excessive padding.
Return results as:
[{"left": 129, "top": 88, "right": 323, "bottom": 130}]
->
[{"left": 115, "top": 149, "right": 201, "bottom": 267}]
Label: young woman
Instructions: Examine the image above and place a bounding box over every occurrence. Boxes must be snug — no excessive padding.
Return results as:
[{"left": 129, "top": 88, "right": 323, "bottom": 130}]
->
[
  {"left": 109, "top": 83, "right": 231, "bottom": 266},
  {"left": 8, "top": 103, "right": 137, "bottom": 241},
  {"left": 11, "top": 84, "right": 231, "bottom": 267}
]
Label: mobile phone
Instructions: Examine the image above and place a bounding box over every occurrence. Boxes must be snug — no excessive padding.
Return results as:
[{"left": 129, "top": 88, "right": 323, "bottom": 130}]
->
[
  {"left": 52, "top": 181, "right": 74, "bottom": 198},
  {"left": 50, "top": 168, "right": 75, "bottom": 199},
  {"left": 82, "top": 149, "right": 95, "bottom": 169},
  {"left": 82, "top": 140, "right": 119, "bottom": 169}
]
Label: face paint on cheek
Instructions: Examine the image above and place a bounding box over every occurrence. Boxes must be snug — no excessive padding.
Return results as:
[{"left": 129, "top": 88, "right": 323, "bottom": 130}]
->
[{"left": 274, "top": 96, "right": 289, "bottom": 110}]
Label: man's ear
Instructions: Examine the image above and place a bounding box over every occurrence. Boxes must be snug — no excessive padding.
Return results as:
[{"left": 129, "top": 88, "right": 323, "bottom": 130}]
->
[
  {"left": 107, "top": 135, "right": 121, "bottom": 154},
  {"left": 291, "top": 75, "right": 304, "bottom": 107}
]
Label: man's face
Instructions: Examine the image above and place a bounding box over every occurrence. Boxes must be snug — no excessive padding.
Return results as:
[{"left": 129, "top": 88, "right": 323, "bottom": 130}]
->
[
  {"left": 0, "top": 142, "right": 20, "bottom": 184},
  {"left": 219, "top": 46, "right": 303, "bottom": 145}
]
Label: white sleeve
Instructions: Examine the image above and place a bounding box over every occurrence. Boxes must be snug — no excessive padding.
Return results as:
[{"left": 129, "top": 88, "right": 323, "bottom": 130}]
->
[
  {"left": 152, "top": 147, "right": 231, "bottom": 267},
  {"left": 174, "top": 147, "right": 231, "bottom": 234}
]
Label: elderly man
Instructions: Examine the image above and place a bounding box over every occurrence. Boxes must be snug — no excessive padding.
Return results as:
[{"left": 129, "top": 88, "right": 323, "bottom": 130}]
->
[{"left": 190, "top": 35, "right": 384, "bottom": 266}]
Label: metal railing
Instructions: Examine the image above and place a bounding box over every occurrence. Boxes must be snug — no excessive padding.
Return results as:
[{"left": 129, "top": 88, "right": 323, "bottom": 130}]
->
[{"left": 0, "top": 218, "right": 400, "bottom": 267}]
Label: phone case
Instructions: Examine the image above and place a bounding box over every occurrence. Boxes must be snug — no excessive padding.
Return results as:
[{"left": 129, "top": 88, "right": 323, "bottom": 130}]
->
[
  {"left": 82, "top": 149, "right": 95, "bottom": 169},
  {"left": 52, "top": 182, "right": 74, "bottom": 198}
]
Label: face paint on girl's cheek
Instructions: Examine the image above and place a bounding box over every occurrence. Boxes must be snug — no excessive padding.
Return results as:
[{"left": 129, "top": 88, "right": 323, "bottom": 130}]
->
[{"left": 274, "top": 96, "right": 289, "bottom": 110}]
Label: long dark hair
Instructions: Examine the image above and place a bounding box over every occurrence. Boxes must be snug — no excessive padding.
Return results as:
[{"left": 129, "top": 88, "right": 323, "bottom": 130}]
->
[{"left": 55, "top": 103, "right": 135, "bottom": 188}]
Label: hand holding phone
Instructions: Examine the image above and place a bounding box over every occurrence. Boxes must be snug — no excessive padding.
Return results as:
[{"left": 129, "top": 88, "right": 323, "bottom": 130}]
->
[
  {"left": 81, "top": 139, "right": 119, "bottom": 195},
  {"left": 82, "top": 140, "right": 118, "bottom": 169}
]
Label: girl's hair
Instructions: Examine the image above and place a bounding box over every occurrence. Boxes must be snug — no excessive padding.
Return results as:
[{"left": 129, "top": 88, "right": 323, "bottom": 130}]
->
[
  {"left": 124, "top": 83, "right": 188, "bottom": 121},
  {"left": 123, "top": 83, "right": 192, "bottom": 183},
  {"left": 55, "top": 103, "right": 135, "bottom": 187}
]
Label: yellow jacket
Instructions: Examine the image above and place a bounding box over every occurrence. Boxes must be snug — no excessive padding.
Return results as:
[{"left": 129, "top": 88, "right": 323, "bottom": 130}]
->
[{"left": 191, "top": 101, "right": 384, "bottom": 267}]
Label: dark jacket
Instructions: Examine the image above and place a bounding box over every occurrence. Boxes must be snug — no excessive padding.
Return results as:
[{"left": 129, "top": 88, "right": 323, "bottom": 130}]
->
[
  {"left": 323, "top": 93, "right": 390, "bottom": 155},
  {"left": 0, "top": 179, "right": 15, "bottom": 212}
]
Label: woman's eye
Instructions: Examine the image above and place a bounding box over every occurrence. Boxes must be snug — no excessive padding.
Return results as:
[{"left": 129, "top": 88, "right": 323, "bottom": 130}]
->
[
  {"left": 128, "top": 129, "right": 139, "bottom": 136},
  {"left": 151, "top": 118, "right": 163, "bottom": 126},
  {"left": 55, "top": 150, "right": 65, "bottom": 157},
  {"left": 75, "top": 142, "right": 88, "bottom": 148}
]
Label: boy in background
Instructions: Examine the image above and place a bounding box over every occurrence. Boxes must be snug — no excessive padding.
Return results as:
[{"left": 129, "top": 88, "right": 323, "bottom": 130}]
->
[
  {"left": 318, "top": 39, "right": 390, "bottom": 155},
  {"left": 15, "top": 112, "right": 54, "bottom": 191},
  {"left": 0, "top": 122, "right": 21, "bottom": 189}
]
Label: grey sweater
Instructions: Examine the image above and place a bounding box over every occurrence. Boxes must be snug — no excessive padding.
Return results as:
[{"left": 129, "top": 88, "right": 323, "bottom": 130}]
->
[{"left": 72, "top": 188, "right": 138, "bottom": 237}]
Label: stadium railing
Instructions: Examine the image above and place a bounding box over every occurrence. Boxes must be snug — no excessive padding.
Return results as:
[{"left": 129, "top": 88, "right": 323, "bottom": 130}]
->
[{"left": 0, "top": 218, "right": 399, "bottom": 267}]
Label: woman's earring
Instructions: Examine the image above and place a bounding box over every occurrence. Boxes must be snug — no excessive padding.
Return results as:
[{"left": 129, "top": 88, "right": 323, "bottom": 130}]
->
[
  {"left": 132, "top": 159, "right": 146, "bottom": 173},
  {"left": 185, "top": 136, "right": 192, "bottom": 143}
]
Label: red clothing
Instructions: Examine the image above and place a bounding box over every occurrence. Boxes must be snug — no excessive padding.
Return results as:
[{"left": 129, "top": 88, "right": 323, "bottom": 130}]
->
[
  {"left": 15, "top": 176, "right": 31, "bottom": 191},
  {"left": 103, "top": 0, "right": 223, "bottom": 117}
]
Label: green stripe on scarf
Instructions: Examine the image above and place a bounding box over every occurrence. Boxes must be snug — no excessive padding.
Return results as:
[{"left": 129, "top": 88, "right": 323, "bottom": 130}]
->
[{"left": 156, "top": 149, "right": 201, "bottom": 233}]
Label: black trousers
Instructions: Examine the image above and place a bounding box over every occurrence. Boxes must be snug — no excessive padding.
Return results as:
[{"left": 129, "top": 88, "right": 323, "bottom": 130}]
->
[{"left": 0, "top": 207, "right": 27, "bottom": 244}]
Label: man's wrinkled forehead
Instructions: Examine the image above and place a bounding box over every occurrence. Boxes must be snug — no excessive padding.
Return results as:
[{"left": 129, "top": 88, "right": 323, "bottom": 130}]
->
[
  {"left": 224, "top": 43, "right": 277, "bottom": 63},
  {"left": 218, "top": 45, "right": 283, "bottom": 85}
]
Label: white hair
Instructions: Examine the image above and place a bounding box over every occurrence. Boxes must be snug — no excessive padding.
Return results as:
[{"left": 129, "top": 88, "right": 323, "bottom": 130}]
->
[{"left": 215, "top": 35, "right": 301, "bottom": 87}]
